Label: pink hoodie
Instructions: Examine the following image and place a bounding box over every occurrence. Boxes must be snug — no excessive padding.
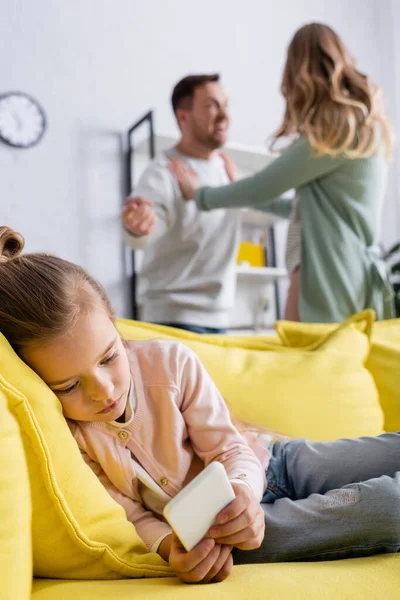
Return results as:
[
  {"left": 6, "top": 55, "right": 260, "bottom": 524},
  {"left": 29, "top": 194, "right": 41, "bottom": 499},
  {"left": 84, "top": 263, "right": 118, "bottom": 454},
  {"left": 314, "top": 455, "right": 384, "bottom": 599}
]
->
[{"left": 69, "top": 340, "right": 269, "bottom": 550}]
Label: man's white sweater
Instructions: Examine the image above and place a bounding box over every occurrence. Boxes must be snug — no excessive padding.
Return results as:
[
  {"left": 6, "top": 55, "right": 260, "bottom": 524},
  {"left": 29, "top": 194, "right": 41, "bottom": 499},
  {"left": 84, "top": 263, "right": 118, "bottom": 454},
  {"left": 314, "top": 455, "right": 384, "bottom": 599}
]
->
[{"left": 124, "top": 148, "right": 240, "bottom": 328}]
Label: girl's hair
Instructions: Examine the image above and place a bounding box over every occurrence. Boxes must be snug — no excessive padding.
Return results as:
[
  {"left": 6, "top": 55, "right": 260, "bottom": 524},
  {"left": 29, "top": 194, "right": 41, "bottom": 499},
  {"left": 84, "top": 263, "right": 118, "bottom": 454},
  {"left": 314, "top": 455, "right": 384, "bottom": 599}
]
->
[
  {"left": 0, "top": 226, "right": 114, "bottom": 354},
  {"left": 271, "top": 23, "right": 394, "bottom": 159}
]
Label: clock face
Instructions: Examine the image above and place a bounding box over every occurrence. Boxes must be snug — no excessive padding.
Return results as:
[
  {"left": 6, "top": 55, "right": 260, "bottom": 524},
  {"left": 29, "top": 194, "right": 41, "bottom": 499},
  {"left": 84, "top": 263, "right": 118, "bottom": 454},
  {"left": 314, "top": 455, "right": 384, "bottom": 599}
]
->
[{"left": 0, "top": 92, "right": 46, "bottom": 148}]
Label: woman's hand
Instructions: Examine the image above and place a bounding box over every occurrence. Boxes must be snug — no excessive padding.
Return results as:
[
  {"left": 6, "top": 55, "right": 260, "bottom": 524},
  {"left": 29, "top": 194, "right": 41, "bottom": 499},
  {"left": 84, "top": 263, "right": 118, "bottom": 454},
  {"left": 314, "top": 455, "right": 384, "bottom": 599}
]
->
[
  {"left": 168, "top": 533, "right": 233, "bottom": 584},
  {"left": 168, "top": 159, "right": 199, "bottom": 201},
  {"left": 208, "top": 483, "right": 265, "bottom": 550}
]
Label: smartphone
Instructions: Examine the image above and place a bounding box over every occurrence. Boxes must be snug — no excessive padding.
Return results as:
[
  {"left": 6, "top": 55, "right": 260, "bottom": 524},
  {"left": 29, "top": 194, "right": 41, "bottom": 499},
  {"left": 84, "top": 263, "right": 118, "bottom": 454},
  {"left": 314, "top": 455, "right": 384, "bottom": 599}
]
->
[{"left": 163, "top": 461, "right": 236, "bottom": 552}]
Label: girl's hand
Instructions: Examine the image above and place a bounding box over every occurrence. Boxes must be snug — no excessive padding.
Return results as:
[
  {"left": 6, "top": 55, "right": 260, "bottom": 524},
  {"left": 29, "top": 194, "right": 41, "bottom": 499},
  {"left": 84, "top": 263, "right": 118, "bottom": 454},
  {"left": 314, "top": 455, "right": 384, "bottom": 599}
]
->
[
  {"left": 169, "top": 533, "right": 233, "bottom": 584},
  {"left": 208, "top": 483, "right": 265, "bottom": 550},
  {"left": 168, "top": 159, "right": 199, "bottom": 201},
  {"left": 220, "top": 152, "right": 239, "bottom": 182},
  {"left": 157, "top": 533, "right": 172, "bottom": 562}
]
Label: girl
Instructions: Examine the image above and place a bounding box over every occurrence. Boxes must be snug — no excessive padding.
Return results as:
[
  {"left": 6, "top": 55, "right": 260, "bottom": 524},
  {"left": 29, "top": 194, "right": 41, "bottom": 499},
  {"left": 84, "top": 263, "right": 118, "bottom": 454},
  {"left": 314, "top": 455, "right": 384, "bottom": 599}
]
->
[
  {"left": 1, "top": 226, "right": 400, "bottom": 585},
  {"left": 169, "top": 23, "right": 395, "bottom": 323}
]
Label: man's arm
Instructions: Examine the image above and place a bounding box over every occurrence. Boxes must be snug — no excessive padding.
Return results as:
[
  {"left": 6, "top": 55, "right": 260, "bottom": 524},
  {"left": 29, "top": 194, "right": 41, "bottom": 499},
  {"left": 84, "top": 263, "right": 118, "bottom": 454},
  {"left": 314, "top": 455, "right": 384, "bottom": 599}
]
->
[{"left": 122, "top": 161, "right": 177, "bottom": 250}]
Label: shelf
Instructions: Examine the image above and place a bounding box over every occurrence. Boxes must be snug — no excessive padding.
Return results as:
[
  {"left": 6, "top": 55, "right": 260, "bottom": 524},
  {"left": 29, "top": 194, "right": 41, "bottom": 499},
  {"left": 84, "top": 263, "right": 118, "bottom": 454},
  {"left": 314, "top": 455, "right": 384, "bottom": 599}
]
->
[{"left": 235, "top": 265, "right": 287, "bottom": 280}]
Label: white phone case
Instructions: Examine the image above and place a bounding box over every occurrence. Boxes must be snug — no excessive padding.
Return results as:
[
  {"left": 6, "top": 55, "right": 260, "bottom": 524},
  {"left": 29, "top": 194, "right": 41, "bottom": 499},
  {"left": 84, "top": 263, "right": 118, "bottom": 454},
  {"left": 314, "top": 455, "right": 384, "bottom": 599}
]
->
[{"left": 163, "top": 462, "right": 236, "bottom": 552}]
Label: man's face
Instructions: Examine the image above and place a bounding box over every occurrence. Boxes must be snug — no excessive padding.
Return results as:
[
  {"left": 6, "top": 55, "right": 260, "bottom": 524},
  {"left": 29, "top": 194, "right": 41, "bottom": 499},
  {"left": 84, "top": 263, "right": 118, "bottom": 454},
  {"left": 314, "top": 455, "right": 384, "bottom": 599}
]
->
[{"left": 182, "top": 82, "right": 230, "bottom": 150}]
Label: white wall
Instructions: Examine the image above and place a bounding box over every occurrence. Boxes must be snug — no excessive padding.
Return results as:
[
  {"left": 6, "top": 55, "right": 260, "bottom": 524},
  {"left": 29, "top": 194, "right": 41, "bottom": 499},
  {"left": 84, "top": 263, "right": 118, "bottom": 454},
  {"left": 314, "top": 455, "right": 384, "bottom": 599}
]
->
[
  {"left": 371, "top": 0, "right": 399, "bottom": 247},
  {"left": 1, "top": 0, "right": 399, "bottom": 317},
  {"left": 387, "top": 0, "right": 400, "bottom": 247}
]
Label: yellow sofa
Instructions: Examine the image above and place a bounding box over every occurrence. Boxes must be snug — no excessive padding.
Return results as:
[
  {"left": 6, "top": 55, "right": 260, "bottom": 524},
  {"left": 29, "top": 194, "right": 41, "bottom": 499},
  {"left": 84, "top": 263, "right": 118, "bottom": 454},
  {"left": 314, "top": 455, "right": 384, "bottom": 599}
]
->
[{"left": 1, "top": 312, "right": 400, "bottom": 599}]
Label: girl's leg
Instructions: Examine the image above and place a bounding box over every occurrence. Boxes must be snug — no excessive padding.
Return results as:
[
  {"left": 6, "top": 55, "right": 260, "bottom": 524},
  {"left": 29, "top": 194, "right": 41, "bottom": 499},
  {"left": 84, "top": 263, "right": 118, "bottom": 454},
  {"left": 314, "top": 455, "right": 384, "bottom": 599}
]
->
[
  {"left": 234, "top": 473, "right": 400, "bottom": 563},
  {"left": 276, "top": 433, "right": 400, "bottom": 499},
  {"left": 234, "top": 434, "right": 400, "bottom": 563},
  {"left": 284, "top": 267, "right": 300, "bottom": 321}
]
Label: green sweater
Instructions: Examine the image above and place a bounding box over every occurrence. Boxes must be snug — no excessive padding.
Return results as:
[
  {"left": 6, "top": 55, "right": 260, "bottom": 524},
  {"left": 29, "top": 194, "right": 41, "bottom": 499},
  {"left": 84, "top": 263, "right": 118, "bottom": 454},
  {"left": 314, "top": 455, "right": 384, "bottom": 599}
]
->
[{"left": 195, "top": 137, "right": 394, "bottom": 323}]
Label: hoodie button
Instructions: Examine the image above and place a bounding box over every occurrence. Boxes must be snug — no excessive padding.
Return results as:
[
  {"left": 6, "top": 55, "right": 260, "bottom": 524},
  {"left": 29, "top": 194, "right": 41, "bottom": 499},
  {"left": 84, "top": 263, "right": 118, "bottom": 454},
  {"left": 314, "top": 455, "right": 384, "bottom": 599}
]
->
[
  {"left": 118, "top": 431, "right": 128, "bottom": 440},
  {"left": 160, "top": 477, "right": 168, "bottom": 486}
]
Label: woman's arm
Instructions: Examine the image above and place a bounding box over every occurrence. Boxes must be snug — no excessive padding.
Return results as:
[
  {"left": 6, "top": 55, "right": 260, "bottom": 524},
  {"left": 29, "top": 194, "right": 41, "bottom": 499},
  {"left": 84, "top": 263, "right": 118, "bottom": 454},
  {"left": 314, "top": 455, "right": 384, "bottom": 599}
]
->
[
  {"left": 253, "top": 194, "right": 294, "bottom": 219},
  {"left": 194, "top": 137, "right": 345, "bottom": 212}
]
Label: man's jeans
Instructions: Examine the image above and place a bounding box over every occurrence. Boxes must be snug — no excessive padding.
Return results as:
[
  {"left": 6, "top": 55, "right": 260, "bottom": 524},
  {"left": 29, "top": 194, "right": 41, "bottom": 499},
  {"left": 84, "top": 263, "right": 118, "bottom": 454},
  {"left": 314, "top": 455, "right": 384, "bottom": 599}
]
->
[
  {"left": 157, "top": 322, "right": 227, "bottom": 335},
  {"left": 234, "top": 433, "right": 400, "bottom": 563}
]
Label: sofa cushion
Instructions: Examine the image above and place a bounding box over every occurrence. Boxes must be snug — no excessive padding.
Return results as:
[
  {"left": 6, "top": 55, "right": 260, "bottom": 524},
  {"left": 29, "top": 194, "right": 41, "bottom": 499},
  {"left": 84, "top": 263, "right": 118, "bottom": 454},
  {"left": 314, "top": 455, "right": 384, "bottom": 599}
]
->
[
  {"left": 0, "top": 334, "right": 172, "bottom": 580},
  {"left": 275, "top": 312, "right": 400, "bottom": 432},
  {"left": 365, "top": 319, "right": 400, "bottom": 432},
  {"left": 117, "top": 312, "right": 383, "bottom": 441},
  {"left": 31, "top": 554, "right": 400, "bottom": 600},
  {"left": 0, "top": 388, "right": 32, "bottom": 600}
]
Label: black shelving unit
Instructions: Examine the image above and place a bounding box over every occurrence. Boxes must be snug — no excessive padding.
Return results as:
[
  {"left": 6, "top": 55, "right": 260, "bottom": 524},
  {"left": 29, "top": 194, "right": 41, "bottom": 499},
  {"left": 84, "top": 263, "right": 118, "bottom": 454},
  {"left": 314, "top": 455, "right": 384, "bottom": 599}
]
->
[
  {"left": 125, "top": 111, "right": 155, "bottom": 319},
  {"left": 268, "top": 227, "right": 281, "bottom": 320}
]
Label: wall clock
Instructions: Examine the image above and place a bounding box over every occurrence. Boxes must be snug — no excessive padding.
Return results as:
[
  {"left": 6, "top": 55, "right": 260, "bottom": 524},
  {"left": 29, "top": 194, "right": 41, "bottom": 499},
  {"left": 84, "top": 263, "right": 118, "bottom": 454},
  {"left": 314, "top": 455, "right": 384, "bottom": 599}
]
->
[{"left": 0, "top": 92, "right": 46, "bottom": 148}]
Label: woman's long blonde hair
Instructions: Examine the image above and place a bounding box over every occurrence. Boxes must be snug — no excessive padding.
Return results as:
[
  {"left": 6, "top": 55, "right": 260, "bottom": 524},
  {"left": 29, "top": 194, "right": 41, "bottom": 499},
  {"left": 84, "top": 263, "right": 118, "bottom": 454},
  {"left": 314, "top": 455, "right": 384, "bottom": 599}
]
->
[{"left": 271, "top": 23, "right": 394, "bottom": 159}]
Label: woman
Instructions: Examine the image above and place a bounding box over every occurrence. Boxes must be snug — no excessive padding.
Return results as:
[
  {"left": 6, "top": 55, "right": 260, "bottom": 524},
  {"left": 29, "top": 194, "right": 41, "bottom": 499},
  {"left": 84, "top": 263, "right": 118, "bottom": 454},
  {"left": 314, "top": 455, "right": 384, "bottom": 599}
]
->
[{"left": 170, "top": 23, "right": 395, "bottom": 323}]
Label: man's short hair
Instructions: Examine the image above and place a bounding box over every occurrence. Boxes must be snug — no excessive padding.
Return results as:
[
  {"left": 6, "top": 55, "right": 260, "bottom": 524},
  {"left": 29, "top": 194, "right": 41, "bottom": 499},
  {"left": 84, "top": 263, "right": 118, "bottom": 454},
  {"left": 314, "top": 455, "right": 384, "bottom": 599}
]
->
[{"left": 171, "top": 74, "right": 220, "bottom": 115}]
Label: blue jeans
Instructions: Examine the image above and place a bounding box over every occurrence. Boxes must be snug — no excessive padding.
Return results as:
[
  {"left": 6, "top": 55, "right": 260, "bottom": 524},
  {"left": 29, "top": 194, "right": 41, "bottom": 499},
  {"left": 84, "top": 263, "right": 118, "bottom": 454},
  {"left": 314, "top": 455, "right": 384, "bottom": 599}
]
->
[
  {"left": 157, "top": 322, "right": 227, "bottom": 335},
  {"left": 234, "top": 434, "right": 400, "bottom": 563}
]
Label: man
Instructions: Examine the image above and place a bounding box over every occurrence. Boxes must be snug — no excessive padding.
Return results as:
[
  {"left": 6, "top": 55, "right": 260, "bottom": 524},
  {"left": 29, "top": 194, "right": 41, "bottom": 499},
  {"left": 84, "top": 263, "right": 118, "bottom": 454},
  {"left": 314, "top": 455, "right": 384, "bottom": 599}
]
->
[{"left": 122, "top": 74, "right": 240, "bottom": 334}]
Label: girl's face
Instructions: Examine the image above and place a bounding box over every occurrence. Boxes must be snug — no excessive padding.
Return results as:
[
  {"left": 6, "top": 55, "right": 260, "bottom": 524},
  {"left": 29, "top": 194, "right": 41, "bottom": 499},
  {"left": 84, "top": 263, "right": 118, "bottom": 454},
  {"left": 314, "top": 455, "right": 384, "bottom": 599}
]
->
[{"left": 22, "top": 307, "right": 131, "bottom": 422}]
